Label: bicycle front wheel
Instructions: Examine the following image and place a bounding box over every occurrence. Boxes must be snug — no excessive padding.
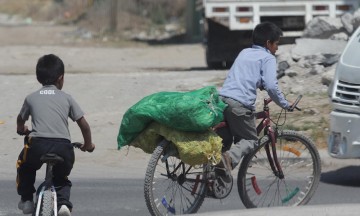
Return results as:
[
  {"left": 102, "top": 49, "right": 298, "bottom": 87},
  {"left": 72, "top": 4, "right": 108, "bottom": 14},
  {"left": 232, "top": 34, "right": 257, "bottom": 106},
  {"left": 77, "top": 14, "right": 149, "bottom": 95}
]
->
[
  {"left": 34, "top": 187, "right": 56, "bottom": 216},
  {"left": 238, "top": 130, "right": 321, "bottom": 208},
  {"left": 144, "top": 139, "right": 207, "bottom": 216}
]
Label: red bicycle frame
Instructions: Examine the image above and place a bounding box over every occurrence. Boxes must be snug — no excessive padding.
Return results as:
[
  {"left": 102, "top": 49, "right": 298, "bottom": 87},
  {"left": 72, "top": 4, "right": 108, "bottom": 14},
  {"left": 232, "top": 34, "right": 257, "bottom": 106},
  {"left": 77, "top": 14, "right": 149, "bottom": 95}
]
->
[
  {"left": 255, "top": 98, "right": 284, "bottom": 179},
  {"left": 214, "top": 97, "right": 286, "bottom": 179}
]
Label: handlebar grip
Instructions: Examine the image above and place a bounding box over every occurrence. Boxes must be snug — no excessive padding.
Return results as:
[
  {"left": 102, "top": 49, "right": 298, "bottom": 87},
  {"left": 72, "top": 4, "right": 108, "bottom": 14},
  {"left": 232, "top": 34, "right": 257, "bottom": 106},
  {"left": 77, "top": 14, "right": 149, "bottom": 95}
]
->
[
  {"left": 73, "top": 142, "right": 82, "bottom": 149},
  {"left": 293, "top": 95, "right": 302, "bottom": 106}
]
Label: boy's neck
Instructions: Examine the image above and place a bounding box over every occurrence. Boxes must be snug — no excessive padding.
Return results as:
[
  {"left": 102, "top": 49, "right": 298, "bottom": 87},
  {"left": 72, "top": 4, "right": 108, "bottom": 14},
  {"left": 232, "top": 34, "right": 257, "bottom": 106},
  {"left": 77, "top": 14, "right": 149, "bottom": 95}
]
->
[{"left": 42, "top": 84, "right": 61, "bottom": 90}]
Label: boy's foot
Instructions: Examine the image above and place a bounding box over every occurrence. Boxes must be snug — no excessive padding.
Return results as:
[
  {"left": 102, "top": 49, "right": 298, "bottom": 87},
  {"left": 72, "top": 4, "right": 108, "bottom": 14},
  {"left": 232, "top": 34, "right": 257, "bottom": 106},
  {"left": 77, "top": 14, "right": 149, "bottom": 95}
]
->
[
  {"left": 222, "top": 152, "right": 233, "bottom": 171},
  {"left": 216, "top": 152, "right": 233, "bottom": 170},
  {"left": 58, "top": 205, "right": 71, "bottom": 216},
  {"left": 214, "top": 152, "right": 233, "bottom": 183},
  {"left": 18, "top": 200, "right": 34, "bottom": 214}
]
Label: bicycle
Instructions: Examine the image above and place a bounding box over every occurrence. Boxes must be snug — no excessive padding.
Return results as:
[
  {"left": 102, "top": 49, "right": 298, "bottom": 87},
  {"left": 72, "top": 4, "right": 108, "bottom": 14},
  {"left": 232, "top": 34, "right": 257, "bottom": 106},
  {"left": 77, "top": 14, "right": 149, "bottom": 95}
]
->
[
  {"left": 30, "top": 140, "right": 82, "bottom": 216},
  {"left": 144, "top": 95, "right": 321, "bottom": 215}
]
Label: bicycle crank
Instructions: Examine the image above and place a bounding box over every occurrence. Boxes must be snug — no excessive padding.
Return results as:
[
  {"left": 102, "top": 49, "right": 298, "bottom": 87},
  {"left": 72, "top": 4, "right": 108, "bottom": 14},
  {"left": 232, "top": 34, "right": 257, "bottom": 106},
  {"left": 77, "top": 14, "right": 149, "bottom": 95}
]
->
[{"left": 212, "top": 174, "right": 233, "bottom": 199}]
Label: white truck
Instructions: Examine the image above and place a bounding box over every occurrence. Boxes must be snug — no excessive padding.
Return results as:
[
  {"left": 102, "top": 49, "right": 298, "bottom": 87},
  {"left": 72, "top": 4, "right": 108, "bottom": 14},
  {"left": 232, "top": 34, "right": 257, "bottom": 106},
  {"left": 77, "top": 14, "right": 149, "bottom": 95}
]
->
[
  {"left": 202, "top": 0, "right": 359, "bottom": 68},
  {"left": 328, "top": 25, "right": 360, "bottom": 159}
]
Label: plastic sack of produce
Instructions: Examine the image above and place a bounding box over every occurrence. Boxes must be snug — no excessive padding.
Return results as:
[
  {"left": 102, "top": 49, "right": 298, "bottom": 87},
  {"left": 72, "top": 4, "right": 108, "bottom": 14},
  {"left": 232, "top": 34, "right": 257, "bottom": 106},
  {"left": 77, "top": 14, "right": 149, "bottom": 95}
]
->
[
  {"left": 131, "top": 122, "right": 222, "bottom": 166},
  {"left": 117, "top": 86, "right": 227, "bottom": 149}
]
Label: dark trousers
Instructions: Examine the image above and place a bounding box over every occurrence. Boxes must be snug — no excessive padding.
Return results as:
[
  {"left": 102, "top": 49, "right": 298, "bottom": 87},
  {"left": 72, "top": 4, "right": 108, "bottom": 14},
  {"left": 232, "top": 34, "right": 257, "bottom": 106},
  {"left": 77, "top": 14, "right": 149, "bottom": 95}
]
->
[{"left": 16, "top": 137, "right": 75, "bottom": 209}]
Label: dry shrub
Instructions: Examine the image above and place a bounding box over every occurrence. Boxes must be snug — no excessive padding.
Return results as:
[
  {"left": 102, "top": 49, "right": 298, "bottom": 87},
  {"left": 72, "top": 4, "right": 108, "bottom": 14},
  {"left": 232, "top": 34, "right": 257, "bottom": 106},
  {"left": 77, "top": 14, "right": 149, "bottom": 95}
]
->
[
  {"left": 80, "top": 0, "right": 186, "bottom": 33},
  {"left": 0, "top": 0, "right": 51, "bottom": 17},
  {"left": 0, "top": 0, "right": 92, "bottom": 21},
  {"left": 0, "top": 0, "right": 187, "bottom": 33}
]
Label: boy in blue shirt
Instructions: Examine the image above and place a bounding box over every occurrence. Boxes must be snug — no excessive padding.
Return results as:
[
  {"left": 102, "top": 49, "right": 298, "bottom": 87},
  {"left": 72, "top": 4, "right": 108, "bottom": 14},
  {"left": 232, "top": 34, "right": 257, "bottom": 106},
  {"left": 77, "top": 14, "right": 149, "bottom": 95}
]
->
[
  {"left": 218, "top": 22, "right": 291, "bottom": 179},
  {"left": 16, "top": 54, "right": 95, "bottom": 215}
]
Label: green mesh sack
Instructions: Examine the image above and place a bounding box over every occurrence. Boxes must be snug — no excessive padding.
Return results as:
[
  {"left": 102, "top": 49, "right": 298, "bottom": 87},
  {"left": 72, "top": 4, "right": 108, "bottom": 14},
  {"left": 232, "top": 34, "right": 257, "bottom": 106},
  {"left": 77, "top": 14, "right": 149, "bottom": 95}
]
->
[
  {"left": 131, "top": 122, "right": 222, "bottom": 166},
  {"left": 117, "top": 86, "right": 226, "bottom": 149}
]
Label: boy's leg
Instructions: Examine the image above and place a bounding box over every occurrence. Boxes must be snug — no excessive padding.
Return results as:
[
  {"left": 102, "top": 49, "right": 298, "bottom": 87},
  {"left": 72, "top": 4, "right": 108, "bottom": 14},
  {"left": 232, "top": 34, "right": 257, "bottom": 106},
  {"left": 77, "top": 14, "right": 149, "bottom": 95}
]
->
[
  {"left": 17, "top": 162, "right": 36, "bottom": 201},
  {"left": 16, "top": 138, "right": 43, "bottom": 201},
  {"left": 52, "top": 141, "right": 75, "bottom": 210},
  {"left": 216, "top": 125, "right": 233, "bottom": 152},
  {"left": 53, "top": 177, "right": 73, "bottom": 210},
  {"left": 222, "top": 98, "right": 258, "bottom": 168}
]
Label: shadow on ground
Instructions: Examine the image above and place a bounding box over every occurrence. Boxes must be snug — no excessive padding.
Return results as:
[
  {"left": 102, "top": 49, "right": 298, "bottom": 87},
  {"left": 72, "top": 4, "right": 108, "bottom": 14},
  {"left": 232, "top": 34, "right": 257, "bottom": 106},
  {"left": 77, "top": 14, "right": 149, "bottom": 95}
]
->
[{"left": 321, "top": 166, "right": 360, "bottom": 187}]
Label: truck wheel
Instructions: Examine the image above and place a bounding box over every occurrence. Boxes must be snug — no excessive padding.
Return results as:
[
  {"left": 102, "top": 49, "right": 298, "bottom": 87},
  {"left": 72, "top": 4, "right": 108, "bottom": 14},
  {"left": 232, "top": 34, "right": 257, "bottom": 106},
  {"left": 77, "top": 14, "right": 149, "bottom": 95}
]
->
[{"left": 206, "top": 47, "right": 223, "bottom": 69}]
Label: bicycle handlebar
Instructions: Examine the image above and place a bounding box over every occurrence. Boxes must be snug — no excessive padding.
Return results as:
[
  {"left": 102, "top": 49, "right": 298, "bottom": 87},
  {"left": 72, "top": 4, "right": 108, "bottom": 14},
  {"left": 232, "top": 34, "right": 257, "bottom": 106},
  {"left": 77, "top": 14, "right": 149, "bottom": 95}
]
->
[
  {"left": 73, "top": 142, "right": 95, "bottom": 152},
  {"left": 288, "top": 95, "right": 302, "bottom": 112},
  {"left": 17, "top": 131, "right": 93, "bottom": 152},
  {"left": 73, "top": 142, "right": 83, "bottom": 149}
]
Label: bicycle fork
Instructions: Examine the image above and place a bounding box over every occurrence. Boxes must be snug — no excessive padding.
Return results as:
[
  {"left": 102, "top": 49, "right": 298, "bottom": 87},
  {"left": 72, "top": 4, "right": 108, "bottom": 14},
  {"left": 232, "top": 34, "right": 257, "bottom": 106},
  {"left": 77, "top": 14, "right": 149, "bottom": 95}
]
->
[
  {"left": 263, "top": 127, "right": 303, "bottom": 204},
  {"left": 264, "top": 126, "right": 284, "bottom": 179}
]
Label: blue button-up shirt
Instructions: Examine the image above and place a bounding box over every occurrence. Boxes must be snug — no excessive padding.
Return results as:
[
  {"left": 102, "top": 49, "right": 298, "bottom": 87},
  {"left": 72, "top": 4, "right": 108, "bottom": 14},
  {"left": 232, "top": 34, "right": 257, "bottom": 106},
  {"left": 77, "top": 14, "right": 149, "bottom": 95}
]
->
[{"left": 220, "top": 45, "right": 289, "bottom": 111}]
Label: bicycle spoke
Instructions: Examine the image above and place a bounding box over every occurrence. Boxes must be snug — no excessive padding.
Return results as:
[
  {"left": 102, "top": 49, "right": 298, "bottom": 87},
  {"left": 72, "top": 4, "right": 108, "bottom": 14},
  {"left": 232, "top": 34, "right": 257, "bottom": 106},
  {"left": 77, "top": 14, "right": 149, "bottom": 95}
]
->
[
  {"left": 238, "top": 130, "right": 321, "bottom": 208},
  {"left": 145, "top": 142, "right": 207, "bottom": 215}
]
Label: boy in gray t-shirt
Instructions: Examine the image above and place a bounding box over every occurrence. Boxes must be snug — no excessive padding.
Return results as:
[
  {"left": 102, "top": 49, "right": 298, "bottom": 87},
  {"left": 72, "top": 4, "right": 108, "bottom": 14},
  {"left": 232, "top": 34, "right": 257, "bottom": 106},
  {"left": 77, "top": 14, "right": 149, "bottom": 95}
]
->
[{"left": 16, "top": 54, "right": 95, "bottom": 215}]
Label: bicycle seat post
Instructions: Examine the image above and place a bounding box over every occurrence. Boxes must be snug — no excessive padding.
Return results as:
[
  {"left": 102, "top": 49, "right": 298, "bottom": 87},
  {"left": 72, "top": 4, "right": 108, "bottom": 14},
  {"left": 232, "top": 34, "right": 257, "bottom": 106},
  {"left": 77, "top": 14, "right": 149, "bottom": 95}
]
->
[{"left": 40, "top": 154, "right": 64, "bottom": 185}]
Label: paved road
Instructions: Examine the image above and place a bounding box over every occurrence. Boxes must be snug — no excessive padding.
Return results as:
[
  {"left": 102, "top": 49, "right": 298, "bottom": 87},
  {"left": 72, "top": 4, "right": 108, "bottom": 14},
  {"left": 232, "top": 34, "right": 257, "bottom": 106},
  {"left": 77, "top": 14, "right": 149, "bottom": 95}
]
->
[{"left": 2, "top": 150, "right": 360, "bottom": 216}]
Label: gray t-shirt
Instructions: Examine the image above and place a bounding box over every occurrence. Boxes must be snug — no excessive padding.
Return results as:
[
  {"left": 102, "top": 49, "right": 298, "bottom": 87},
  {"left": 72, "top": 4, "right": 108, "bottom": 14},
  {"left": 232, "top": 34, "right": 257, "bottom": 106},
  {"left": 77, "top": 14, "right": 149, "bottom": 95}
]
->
[{"left": 19, "top": 85, "right": 84, "bottom": 141}]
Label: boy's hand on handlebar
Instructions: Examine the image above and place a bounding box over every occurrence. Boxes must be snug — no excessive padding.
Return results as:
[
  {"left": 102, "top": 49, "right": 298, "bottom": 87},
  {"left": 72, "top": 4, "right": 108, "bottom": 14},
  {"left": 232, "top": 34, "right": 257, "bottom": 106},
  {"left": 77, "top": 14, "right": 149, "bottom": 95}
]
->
[
  {"left": 287, "top": 103, "right": 295, "bottom": 112},
  {"left": 287, "top": 95, "right": 303, "bottom": 112},
  {"left": 80, "top": 143, "right": 95, "bottom": 152},
  {"left": 17, "top": 126, "right": 30, "bottom": 136},
  {"left": 287, "top": 103, "right": 299, "bottom": 112}
]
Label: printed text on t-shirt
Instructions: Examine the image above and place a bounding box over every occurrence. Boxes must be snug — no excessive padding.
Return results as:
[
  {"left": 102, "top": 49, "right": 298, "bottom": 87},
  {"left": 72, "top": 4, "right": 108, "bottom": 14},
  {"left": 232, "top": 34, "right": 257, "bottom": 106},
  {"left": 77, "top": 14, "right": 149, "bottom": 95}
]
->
[{"left": 40, "top": 90, "right": 55, "bottom": 95}]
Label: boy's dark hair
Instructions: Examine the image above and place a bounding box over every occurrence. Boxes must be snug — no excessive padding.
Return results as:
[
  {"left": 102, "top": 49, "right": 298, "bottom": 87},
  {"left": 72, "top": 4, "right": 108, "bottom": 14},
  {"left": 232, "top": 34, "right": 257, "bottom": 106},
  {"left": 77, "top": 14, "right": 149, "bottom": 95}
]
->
[
  {"left": 252, "top": 22, "right": 283, "bottom": 47},
  {"left": 36, "top": 54, "right": 64, "bottom": 85}
]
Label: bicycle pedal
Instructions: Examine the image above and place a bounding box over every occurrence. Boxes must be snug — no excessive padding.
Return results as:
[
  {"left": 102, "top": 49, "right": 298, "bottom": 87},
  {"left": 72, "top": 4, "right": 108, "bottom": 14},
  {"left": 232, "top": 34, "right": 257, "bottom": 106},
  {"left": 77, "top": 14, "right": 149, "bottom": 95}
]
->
[
  {"left": 214, "top": 167, "right": 227, "bottom": 176},
  {"left": 211, "top": 174, "right": 233, "bottom": 199},
  {"left": 205, "top": 181, "right": 217, "bottom": 198},
  {"left": 214, "top": 167, "right": 227, "bottom": 171}
]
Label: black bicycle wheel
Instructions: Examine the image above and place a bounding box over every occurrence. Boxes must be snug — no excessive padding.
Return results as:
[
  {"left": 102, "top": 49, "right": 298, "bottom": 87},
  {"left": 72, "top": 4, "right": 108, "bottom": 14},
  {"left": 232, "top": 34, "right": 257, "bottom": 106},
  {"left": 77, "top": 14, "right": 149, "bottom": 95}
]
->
[
  {"left": 238, "top": 130, "right": 321, "bottom": 208},
  {"left": 39, "top": 188, "right": 55, "bottom": 216},
  {"left": 144, "top": 139, "right": 207, "bottom": 215}
]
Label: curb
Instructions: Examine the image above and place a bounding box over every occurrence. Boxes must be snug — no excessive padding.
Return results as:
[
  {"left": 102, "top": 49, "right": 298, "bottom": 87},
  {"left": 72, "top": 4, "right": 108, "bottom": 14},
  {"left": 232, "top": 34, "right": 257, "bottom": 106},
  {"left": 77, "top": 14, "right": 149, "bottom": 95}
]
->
[
  {"left": 193, "top": 150, "right": 360, "bottom": 216},
  {"left": 318, "top": 149, "right": 360, "bottom": 170},
  {"left": 194, "top": 204, "right": 360, "bottom": 216}
]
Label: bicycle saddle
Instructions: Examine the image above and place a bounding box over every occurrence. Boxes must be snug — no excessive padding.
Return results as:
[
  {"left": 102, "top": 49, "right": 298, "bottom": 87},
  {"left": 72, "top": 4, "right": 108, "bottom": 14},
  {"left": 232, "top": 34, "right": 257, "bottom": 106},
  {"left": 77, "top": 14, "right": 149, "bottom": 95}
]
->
[{"left": 40, "top": 153, "right": 64, "bottom": 163}]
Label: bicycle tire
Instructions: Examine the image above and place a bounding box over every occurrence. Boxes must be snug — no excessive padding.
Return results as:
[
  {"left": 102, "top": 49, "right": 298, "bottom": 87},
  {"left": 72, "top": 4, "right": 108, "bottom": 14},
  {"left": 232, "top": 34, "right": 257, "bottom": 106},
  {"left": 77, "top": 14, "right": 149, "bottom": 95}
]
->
[
  {"left": 238, "top": 130, "right": 321, "bottom": 208},
  {"left": 39, "top": 189, "right": 55, "bottom": 216},
  {"left": 144, "top": 139, "right": 207, "bottom": 215}
]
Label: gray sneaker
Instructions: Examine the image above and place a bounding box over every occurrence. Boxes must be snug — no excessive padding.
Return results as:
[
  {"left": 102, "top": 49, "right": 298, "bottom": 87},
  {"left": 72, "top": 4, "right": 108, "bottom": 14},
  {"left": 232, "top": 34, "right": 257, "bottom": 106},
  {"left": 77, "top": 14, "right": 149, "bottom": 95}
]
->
[
  {"left": 17, "top": 200, "right": 23, "bottom": 210},
  {"left": 58, "top": 205, "right": 71, "bottom": 216},
  {"left": 18, "top": 200, "right": 34, "bottom": 214}
]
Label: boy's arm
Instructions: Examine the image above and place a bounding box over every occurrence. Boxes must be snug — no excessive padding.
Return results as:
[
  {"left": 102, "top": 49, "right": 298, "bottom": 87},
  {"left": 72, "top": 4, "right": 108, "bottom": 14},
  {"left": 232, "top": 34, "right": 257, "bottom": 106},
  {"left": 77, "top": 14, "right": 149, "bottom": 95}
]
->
[
  {"left": 16, "top": 114, "right": 28, "bottom": 135},
  {"left": 262, "top": 57, "right": 290, "bottom": 109},
  {"left": 76, "top": 116, "right": 95, "bottom": 152}
]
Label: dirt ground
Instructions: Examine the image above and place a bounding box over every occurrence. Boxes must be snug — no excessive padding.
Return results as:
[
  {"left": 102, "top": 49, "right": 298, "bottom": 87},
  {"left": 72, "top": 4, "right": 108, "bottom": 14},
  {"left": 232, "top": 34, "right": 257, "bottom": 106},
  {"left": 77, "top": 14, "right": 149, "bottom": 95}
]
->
[
  {"left": 0, "top": 24, "right": 226, "bottom": 180},
  {"left": 0, "top": 24, "right": 330, "bottom": 180}
]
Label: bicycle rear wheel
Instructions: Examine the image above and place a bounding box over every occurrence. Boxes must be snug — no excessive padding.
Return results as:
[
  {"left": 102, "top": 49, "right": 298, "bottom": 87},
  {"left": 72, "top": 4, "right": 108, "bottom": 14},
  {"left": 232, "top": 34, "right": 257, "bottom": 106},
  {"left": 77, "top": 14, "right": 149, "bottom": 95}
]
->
[
  {"left": 144, "top": 139, "right": 207, "bottom": 216},
  {"left": 238, "top": 130, "right": 321, "bottom": 208}
]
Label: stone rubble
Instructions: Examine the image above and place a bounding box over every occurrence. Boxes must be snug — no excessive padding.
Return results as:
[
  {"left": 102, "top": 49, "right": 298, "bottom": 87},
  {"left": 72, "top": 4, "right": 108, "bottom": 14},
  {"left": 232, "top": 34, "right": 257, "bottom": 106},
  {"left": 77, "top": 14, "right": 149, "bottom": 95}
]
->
[{"left": 276, "top": 8, "right": 360, "bottom": 95}]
